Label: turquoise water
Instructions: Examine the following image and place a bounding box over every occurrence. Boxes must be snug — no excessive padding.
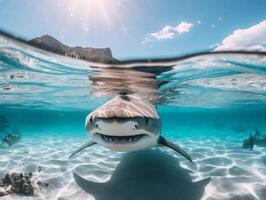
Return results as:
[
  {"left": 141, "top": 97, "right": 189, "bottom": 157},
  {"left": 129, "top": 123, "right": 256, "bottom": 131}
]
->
[{"left": 0, "top": 34, "right": 266, "bottom": 200}]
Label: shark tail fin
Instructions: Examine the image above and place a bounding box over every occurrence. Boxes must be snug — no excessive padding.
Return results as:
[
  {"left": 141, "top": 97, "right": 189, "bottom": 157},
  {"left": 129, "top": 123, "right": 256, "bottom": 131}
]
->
[
  {"left": 196, "top": 177, "right": 211, "bottom": 188},
  {"left": 249, "top": 135, "right": 255, "bottom": 151},
  {"left": 158, "top": 136, "right": 193, "bottom": 163},
  {"left": 68, "top": 140, "right": 96, "bottom": 159},
  {"left": 73, "top": 172, "right": 103, "bottom": 194}
]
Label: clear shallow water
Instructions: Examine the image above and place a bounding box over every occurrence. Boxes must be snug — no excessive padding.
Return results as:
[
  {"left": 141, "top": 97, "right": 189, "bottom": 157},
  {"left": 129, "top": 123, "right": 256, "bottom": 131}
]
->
[{"left": 0, "top": 34, "right": 266, "bottom": 200}]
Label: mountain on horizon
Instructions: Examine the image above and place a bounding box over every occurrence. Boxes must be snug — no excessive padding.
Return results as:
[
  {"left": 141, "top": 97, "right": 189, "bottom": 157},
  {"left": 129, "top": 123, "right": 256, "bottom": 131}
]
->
[{"left": 28, "top": 35, "right": 118, "bottom": 64}]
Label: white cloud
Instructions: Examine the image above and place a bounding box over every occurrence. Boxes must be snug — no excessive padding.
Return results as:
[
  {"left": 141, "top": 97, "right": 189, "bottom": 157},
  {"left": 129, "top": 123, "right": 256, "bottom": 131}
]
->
[
  {"left": 176, "top": 22, "right": 194, "bottom": 33},
  {"left": 149, "top": 26, "right": 175, "bottom": 40},
  {"left": 215, "top": 20, "right": 266, "bottom": 51},
  {"left": 143, "top": 22, "right": 193, "bottom": 44}
]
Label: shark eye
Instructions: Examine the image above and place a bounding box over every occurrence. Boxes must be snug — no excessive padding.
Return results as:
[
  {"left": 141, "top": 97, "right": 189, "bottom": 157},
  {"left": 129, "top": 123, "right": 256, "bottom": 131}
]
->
[
  {"left": 95, "top": 123, "right": 99, "bottom": 128},
  {"left": 89, "top": 117, "right": 93, "bottom": 124},
  {"left": 134, "top": 124, "right": 139, "bottom": 129}
]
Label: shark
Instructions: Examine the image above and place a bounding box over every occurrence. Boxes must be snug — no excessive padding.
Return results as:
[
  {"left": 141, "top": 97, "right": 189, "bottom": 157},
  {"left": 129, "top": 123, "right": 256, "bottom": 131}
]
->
[
  {"left": 242, "top": 128, "right": 266, "bottom": 150},
  {"left": 69, "top": 93, "right": 193, "bottom": 163},
  {"left": 1, "top": 132, "right": 20, "bottom": 147}
]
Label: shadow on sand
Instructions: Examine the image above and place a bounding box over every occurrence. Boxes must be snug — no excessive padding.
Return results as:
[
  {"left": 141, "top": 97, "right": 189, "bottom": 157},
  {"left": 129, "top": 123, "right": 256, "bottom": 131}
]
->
[{"left": 74, "top": 149, "right": 210, "bottom": 200}]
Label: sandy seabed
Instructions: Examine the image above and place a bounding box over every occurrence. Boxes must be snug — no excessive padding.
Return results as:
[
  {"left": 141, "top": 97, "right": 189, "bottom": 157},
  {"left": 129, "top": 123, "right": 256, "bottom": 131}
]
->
[{"left": 0, "top": 135, "right": 265, "bottom": 200}]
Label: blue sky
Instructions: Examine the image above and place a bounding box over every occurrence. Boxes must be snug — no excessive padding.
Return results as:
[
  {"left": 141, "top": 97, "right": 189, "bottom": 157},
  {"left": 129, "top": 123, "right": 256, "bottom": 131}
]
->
[{"left": 0, "top": 0, "right": 266, "bottom": 59}]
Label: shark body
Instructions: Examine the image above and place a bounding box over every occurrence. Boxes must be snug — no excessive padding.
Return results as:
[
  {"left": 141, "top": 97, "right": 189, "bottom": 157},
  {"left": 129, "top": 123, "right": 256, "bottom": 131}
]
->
[
  {"left": 74, "top": 150, "right": 209, "bottom": 200},
  {"left": 69, "top": 93, "right": 192, "bottom": 163}
]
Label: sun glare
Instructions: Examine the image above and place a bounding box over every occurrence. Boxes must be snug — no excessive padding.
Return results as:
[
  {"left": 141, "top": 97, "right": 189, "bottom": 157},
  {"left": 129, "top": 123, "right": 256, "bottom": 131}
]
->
[{"left": 66, "top": 0, "right": 121, "bottom": 31}]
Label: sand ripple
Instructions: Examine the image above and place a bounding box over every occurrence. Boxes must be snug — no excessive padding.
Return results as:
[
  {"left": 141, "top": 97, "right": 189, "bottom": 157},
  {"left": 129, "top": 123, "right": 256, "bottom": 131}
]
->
[{"left": 0, "top": 136, "right": 265, "bottom": 200}]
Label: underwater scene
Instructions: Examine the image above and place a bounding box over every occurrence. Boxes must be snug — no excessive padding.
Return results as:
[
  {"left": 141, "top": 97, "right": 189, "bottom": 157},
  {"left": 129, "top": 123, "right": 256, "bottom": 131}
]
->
[{"left": 0, "top": 33, "right": 266, "bottom": 200}]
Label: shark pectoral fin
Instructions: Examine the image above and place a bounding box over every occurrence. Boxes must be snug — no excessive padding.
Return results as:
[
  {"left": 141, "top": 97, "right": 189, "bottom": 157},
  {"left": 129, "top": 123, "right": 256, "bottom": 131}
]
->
[
  {"left": 68, "top": 140, "right": 96, "bottom": 159},
  {"left": 158, "top": 136, "right": 193, "bottom": 163}
]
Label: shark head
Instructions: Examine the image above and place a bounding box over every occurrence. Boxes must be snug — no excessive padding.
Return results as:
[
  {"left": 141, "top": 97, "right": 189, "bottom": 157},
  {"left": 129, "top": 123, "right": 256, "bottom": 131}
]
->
[
  {"left": 85, "top": 95, "right": 160, "bottom": 151},
  {"left": 69, "top": 94, "right": 193, "bottom": 163},
  {"left": 85, "top": 117, "right": 160, "bottom": 151}
]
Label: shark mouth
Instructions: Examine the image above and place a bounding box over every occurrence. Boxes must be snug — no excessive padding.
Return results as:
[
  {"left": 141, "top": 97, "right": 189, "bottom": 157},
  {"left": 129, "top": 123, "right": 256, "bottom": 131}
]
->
[{"left": 97, "top": 133, "right": 146, "bottom": 143}]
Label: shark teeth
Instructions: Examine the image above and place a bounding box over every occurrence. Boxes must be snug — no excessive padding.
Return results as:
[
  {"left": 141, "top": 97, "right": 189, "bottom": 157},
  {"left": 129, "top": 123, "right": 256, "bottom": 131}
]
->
[{"left": 100, "top": 134, "right": 144, "bottom": 143}]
